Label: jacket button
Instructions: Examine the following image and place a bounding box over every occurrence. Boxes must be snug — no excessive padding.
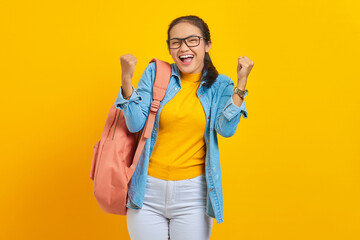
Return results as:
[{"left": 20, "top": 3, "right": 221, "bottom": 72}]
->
[
  {"left": 154, "top": 128, "right": 157, "bottom": 131},
  {"left": 200, "top": 95, "right": 203, "bottom": 97},
  {"left": 175, "top": 87, "right": 178, "bottom": 90},
  {"left": 206, "top": 139, "right": 209, "bottom": 143},
  {"left": 210, "top": 188, "right": 213, "bottom": 191},
  {"left": 206, "top": 163, "right": 208, "bottom": 166},
  {"left": 208, "top": 116, "right": 210, "bottom": 119}
]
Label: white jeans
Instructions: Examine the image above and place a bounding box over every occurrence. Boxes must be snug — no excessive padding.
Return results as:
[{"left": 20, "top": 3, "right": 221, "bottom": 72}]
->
[{"left": 126, "top": 173, "right": 213, "bottom": 240}]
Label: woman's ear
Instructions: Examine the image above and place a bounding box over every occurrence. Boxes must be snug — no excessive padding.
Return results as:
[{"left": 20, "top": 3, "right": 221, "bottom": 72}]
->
[{"left": 205, "top": 41, "right": 212, "bottom": 52}]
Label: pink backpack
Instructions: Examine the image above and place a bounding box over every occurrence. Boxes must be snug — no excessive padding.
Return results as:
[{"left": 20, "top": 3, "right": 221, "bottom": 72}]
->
[{"left": 90, "top": 58, "right": 171, "bottom": 215}]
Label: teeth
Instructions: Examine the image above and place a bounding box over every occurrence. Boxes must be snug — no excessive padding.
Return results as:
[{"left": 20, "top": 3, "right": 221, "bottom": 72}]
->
[{"left": 179, "top": 55, "right": 194, "bottom": 59}]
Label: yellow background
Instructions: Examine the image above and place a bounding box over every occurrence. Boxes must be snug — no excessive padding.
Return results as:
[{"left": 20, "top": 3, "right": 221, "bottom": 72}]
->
[{"left": 1, "top": 0, "right": 359, "bottom": 239}]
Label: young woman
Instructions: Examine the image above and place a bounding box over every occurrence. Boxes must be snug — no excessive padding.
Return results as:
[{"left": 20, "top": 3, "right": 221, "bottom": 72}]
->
[{"left": 116, "top": 15, "right": 254, "bottom": 240}]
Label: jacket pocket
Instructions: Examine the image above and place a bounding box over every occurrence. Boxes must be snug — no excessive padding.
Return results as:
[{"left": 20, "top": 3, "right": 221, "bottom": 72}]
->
[{"left": 90, "top": 141, "right": 100, "bottom": 180}]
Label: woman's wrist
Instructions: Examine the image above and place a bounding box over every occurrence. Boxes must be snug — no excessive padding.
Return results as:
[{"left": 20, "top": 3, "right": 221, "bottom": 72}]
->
[
  {"left": 236, "top": 80, "right": 247, "bottom": 91},
  {"left": 233, "top": 78, "right": 247, "bottom": 107},
  {"left": 121, "top": 83, "right": 133, "bottom": 100}
]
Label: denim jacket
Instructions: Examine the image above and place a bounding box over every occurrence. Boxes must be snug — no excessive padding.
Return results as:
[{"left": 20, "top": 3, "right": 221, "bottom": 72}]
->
[{"left": 114, "top": 61, "right": 248, "bottom": 224}]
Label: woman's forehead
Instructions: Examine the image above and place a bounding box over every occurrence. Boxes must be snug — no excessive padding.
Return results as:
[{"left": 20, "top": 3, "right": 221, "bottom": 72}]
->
[{"left": 169, "top": 22, "right": 202, "bottom": 38}]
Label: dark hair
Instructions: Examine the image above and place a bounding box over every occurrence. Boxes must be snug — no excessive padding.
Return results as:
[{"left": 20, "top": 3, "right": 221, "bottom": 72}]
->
[{"left": 167, "top": 15, "right": 218, "bottom": 89}]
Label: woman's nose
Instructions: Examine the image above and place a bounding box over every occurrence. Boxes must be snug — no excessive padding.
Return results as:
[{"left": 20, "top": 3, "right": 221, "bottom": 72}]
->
[{"left": 179, "top": 39, "right": 191, "bottom": 51}]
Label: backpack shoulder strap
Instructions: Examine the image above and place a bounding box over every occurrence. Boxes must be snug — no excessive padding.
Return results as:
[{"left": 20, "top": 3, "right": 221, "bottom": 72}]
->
[
  {"left": 126, "top": 58, "right": 171, "bottom": 181},
  {"left": 150, "top": 58, "right": 172, "bottom": 101},
  {"left": 142, "top": 58, "right": 171, "bottom": 139}
]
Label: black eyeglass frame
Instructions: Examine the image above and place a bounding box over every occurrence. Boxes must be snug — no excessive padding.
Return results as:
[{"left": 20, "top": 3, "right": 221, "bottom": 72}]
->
[{"left": 166, "top": 35, "right": 206, "bottom": 49}]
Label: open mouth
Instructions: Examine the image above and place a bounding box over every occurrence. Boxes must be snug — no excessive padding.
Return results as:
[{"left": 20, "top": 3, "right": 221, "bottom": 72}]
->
[{"left": 179, "top": 55, "right": 194, "bottom": 65}]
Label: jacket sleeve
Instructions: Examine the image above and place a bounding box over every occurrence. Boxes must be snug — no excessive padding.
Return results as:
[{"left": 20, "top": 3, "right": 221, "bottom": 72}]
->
[
  {"left": 114, "top": 62, "right": 155, "bottom": 133},
  {"left": 214, "top": 81, "right": 248, "bottom": 137}
]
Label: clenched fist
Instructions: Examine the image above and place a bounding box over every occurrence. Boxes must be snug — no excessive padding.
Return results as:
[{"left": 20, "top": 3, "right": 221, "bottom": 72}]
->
[
  {"left": 237, "top": 56, "right": 254, "bottom": 87},
  {"left": 120, "top": 54, "right": 137, "bottom": 82}
]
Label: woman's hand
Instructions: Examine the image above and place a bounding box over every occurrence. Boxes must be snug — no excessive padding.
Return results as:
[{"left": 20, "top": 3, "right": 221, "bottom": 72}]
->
[
  {"left": 120, "top": 54, "right": 137, "bottom": 98},
  {"left": 120, "top": 54, "right": 137, "bottom": 82},
  {"left": 237, "top": 56, "right": 254, "bottom": 89}
]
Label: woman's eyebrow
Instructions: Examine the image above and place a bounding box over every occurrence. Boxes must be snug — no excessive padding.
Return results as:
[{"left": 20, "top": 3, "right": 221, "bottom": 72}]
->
[{"left": 169, "top": 34, "right": 198, "bottom": 40}]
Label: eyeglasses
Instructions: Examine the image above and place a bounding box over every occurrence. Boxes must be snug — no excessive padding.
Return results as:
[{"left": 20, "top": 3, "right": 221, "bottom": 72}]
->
[{"left": 166, "top": 35, "right": 206, "bottom": 49}]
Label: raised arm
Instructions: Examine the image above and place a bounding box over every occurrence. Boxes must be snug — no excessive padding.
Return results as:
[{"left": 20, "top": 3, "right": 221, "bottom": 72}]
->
[
  {"left": 115, "top": 57, "right": 155, "bottom": 133},
  {"left": 214, "top": 81, "right": 248, "bottom": 137}
]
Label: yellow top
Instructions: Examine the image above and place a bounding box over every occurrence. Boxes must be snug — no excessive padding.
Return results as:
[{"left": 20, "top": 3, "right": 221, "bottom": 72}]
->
[{"left": 147, "top": 71, "right": 206, "bottom": 180}]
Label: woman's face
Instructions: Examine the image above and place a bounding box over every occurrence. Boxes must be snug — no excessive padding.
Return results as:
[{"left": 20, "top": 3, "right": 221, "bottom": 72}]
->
[{"left": 168, "top": 22, "right": 211, "bottom": 74}]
